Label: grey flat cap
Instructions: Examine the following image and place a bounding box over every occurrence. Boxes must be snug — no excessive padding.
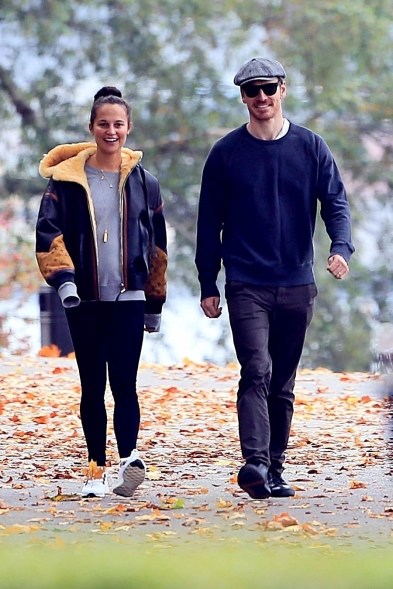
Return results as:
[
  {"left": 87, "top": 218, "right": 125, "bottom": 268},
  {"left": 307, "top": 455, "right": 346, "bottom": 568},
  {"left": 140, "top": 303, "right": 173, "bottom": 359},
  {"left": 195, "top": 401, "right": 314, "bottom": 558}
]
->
[{"left": 234, "top": 58, "right": 286, "bottom": 86}]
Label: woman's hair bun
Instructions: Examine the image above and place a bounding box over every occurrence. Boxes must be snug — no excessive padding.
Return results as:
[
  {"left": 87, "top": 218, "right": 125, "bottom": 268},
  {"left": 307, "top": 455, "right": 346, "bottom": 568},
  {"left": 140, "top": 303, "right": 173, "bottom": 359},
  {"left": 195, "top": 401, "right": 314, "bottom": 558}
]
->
[{"left": 94, "top": 86, "right": 122, "bottom": 102}]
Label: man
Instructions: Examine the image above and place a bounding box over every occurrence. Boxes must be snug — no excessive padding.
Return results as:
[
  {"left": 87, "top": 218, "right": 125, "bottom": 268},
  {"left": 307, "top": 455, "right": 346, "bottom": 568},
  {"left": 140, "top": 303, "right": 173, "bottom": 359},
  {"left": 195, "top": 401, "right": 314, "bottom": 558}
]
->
[{"left": 195, "top": 57, "right": 354, "bottom": 499}]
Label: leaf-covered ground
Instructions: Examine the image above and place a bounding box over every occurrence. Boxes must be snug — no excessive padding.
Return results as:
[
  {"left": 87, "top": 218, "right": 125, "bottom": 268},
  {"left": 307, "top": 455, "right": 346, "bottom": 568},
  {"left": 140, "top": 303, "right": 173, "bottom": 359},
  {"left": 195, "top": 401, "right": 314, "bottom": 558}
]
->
[{"left": 0, "top": 355, "right": 392, "bottom": 548}]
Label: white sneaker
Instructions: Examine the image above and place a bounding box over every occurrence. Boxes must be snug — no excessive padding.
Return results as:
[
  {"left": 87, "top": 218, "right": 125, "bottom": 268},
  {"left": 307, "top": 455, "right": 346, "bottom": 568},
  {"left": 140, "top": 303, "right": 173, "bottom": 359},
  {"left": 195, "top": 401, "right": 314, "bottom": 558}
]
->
[
  {"left": 112, "top": 449, "right": 146, "bottom": 497},
  {"left": 80, "top": 471, "right": 109, "bottom": 498}
]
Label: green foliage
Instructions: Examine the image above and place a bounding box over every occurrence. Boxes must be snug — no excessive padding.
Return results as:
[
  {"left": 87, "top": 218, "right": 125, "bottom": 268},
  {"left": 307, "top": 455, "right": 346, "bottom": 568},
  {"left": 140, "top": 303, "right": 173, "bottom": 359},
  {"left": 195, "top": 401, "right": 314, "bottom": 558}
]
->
[
  {"left": 301, "top": 219, "right": 373, "bottom": 371},
  {"left": 303, "top": 271, "right": 373, "bottom": 372},
  {"left": 1, "top": 0, "right": 392, "bottom": 369}
]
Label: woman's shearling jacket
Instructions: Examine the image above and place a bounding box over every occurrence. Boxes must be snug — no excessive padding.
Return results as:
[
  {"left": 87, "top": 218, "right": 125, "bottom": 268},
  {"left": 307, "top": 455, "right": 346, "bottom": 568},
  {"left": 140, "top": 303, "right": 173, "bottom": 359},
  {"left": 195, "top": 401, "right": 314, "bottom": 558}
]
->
[{"left": 36, "top": 142, "right": 167, "bottom": 315}]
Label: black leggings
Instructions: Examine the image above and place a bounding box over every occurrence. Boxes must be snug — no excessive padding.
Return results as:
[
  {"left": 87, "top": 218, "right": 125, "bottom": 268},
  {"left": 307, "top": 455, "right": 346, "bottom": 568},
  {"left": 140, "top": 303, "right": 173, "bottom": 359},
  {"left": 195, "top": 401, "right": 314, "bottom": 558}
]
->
[{"left": 65, "top": 301, "right": 144, "bottom": 466}]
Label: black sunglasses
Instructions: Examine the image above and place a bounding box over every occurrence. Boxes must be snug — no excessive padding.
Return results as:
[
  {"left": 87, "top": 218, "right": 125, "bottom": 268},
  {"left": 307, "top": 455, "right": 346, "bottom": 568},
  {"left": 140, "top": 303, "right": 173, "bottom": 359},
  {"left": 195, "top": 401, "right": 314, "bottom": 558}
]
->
[{"left": 242, "top": 82, "right": 280, "bottom": 98}]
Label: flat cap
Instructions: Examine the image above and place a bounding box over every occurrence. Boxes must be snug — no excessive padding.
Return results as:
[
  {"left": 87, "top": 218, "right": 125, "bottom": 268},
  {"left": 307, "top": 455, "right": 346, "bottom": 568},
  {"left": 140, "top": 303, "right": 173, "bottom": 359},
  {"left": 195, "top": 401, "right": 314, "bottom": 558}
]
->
[{"left": 233, "top": 58, "right": 286, "bottom": 86}]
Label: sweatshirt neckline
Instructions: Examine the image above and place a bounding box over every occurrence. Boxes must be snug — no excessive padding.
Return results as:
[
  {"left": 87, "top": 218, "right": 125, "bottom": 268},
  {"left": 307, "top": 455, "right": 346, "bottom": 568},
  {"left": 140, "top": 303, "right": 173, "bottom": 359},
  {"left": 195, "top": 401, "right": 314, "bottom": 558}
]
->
[{"left": 242, "top": 121, "right": 291, "bottom": 143}]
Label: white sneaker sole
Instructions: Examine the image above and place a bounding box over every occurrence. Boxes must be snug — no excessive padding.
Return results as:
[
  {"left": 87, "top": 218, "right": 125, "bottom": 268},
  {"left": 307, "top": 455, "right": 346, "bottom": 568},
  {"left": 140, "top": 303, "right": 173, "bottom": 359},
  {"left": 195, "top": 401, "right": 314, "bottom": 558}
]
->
[
  {"left": 112, "top": 460, "right": 145, "bottom": 497},
  {"left": 80, "top": 476, "right": 109, "bottom": 498},
  {"left": 80, "top": 490, "right": 107, "bottom": 498}
]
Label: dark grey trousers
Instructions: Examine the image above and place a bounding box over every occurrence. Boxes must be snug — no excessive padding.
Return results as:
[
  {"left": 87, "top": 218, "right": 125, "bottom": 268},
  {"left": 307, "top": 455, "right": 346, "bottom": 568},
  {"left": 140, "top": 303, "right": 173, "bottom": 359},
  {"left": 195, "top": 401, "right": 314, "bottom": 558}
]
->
[{"left": 225, "top": 282, "right": 317, "bottom": 474}]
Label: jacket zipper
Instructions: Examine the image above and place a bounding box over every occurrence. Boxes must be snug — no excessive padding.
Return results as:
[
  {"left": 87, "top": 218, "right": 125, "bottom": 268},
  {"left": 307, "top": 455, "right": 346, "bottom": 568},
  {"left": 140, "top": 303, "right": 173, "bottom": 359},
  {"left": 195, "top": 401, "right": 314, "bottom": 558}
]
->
[
  {"left": 84, "top": 185, "right": 100, "bottom": 299},
  {"left": 119, "top": 171, "right": 132, "bottom": 295}
]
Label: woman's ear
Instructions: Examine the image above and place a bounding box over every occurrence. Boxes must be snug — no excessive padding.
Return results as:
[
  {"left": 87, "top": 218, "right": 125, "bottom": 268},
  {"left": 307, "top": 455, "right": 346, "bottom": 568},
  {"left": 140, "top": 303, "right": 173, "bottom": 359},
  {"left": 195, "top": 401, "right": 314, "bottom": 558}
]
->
[{"left": 128, "top": 121, "right": 133, "bottom": 134}]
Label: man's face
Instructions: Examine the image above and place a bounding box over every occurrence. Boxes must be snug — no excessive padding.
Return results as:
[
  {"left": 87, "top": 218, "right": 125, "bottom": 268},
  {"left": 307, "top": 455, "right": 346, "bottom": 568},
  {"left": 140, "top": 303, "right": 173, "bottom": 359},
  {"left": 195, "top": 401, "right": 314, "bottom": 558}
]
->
[{"left": 241, "top": 78, "right": 286, "bottom": 122}]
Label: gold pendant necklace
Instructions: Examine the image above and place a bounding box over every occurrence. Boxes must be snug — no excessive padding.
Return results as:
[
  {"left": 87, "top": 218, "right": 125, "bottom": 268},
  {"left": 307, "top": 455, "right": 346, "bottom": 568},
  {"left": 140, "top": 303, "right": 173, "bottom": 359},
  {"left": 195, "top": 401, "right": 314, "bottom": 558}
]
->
[
  {"left": 99, "top": 169, "right": 117, "bottom": 242},
  {"left": 100, "top": 170, "right": 113, "bottom": 188}
]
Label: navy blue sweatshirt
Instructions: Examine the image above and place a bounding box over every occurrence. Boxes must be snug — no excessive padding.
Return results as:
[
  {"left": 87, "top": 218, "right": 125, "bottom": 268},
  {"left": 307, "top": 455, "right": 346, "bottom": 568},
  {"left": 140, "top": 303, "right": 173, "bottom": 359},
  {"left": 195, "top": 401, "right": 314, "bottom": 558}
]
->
[{"left": 195, "top": 122, "right": 355, "bottom": 300}]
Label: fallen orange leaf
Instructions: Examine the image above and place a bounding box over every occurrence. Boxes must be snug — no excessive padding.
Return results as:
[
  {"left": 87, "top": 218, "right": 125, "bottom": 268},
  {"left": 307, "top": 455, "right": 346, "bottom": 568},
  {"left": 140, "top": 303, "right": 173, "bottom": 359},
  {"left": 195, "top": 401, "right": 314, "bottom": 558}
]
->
[
  {"left": 272, "top": 512, "right": 299, "bottom": 527},
  {"left": 38, "top": 344, "right": 61, "bottom": 357},
  {"left": 33, "top": 416, "right": 49, "bottom": 424},
  {"left": 349, "top": 480, "right": 367, "bottom": 489}
]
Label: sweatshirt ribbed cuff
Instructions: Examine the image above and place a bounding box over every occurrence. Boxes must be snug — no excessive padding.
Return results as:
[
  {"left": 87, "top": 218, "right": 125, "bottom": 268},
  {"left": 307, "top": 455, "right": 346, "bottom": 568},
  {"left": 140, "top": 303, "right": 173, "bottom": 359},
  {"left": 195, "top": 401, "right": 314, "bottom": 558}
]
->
[{"left": 58, "top": 282, "right": 81, "bottom": 308}]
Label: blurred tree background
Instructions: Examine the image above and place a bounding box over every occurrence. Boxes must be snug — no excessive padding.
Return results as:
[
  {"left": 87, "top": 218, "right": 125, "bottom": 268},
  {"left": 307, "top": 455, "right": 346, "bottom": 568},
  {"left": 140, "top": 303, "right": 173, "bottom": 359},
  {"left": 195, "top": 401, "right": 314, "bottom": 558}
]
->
[{"left": 0, "top": 0, "right": 392, "bottom": 369}]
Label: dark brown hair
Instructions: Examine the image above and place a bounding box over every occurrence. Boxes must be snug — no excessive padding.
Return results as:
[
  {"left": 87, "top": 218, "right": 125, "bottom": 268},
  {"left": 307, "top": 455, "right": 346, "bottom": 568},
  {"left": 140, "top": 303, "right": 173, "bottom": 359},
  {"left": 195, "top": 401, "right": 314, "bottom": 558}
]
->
[{"left": 89, "top": 86, "right": 131, "bottom": 125}]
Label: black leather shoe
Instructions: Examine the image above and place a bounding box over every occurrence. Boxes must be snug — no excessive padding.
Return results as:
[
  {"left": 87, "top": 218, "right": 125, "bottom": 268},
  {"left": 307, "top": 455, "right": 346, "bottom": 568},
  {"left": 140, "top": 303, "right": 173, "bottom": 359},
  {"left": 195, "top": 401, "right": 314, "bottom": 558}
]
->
[
  {"left": 268, "top": 472, "right": 295, "bottom": 497},
  {"left": 237, "top": 463, "right": 271, "bottom": 499}
]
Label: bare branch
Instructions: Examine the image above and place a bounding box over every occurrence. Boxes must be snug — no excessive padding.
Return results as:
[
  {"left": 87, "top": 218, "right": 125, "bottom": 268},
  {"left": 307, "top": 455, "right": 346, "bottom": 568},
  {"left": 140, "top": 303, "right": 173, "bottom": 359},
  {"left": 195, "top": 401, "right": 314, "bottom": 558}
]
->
[{"left": 0, "top": 64, "right": 36, "bottom": 125}]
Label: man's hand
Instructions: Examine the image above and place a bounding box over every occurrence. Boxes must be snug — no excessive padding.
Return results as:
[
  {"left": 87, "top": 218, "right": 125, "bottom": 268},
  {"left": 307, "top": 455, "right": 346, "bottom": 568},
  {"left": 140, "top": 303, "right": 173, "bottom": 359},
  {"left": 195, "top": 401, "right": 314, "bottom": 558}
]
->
[
  {"left": 201, "top": 296, "right": 222, "bottom": 318},
  {"left": 327, "top": 254, "right": 349, "bottom": 280}
]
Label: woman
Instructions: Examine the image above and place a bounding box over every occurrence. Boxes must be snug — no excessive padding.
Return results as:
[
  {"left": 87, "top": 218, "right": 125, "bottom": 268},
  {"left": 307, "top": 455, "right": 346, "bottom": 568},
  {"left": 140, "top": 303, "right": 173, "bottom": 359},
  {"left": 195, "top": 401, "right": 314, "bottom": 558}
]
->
[{"left": 36, "top": 86, "right": 167, "bottom": 498}]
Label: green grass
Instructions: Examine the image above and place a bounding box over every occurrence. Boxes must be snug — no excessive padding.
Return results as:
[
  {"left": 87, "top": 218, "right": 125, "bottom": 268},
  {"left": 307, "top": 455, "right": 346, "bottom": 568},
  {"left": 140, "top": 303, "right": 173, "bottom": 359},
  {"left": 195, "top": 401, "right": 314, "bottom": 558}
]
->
[{"left": 1, "top": 541, "right": 392, "bottom": 588}]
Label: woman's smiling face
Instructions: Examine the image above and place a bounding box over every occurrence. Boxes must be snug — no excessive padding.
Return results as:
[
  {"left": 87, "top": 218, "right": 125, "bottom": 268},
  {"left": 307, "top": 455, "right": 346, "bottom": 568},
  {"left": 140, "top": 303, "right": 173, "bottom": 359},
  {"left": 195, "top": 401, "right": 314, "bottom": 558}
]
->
[{"left": 90, "top": 103, "right": 131, "bottom": 155}]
